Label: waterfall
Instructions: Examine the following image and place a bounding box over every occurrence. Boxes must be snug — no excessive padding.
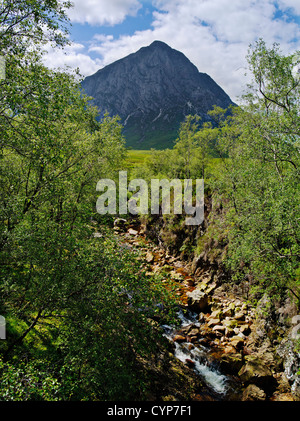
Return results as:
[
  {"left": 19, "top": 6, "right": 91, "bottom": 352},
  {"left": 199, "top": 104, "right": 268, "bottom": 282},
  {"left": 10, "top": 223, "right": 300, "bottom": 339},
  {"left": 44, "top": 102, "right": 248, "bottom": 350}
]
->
[
  {"left": 162, "top": 309, "right": 231, "bottom": 397},
  {"left": 282, "top": 344, "right": 300, "bottom": 395}
]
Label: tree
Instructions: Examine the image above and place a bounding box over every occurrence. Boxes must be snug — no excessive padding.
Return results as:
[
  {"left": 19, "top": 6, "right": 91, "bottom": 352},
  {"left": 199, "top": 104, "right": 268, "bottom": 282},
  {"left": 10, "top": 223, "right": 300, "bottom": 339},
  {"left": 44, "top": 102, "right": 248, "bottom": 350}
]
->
[
  {"left": 0, "top": 1, "right": 178, "bottom": 400},
  {"left": 0, "top": 0, "right": 73, "bottom": 144},
  {"left": 0, "top": 0, "right": 71, "bottom": 54},
  {"left": 215, "top": 40, "right": 300, "bottom": 302},
  {"left": 174, "top": 115, "right": 204, "bottom": 178}
]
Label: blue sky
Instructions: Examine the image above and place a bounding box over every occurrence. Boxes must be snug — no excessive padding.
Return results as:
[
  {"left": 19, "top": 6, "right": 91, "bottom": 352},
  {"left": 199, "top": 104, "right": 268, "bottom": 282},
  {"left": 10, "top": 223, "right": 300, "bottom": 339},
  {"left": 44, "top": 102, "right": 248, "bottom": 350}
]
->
[
  {"left": 70, "top": 3, "right": 157, "bottom": 44},
  {"left": 45, "top": 0, "right": 300, "bottom": 102}
]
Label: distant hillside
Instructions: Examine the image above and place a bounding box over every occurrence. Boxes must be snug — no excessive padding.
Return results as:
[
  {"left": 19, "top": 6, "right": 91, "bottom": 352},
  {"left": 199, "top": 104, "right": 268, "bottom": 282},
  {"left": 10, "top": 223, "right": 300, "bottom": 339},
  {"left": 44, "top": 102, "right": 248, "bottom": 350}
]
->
[{"left": 81, "top": 41, "right": 234, "bottom": 149}]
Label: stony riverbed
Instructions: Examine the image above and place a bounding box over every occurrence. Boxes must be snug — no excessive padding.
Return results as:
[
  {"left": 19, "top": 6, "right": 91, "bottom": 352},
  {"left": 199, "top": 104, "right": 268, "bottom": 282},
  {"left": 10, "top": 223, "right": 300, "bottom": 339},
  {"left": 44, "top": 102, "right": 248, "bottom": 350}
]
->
[{"left": 111, "top": 217, "right": 300, "bottom": 401}]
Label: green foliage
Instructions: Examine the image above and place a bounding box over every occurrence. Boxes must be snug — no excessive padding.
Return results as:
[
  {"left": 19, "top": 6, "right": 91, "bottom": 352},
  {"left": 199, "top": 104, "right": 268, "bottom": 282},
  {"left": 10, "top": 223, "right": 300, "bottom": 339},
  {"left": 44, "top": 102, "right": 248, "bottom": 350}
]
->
[
  {"left": 124, "top": 150, "right": 153, "bottom": 174},
  {"left": 213, "top": 40, "right": 300, "bottom": 302},
  {"left": 0, "top": 1, "right": 177, "bottom": 401},
  {"left": 0, "top": 357, "right": 60, "bottom": 401},
  {"left": 132, "top": 40, "right": 300, "bottom": 308},
  {"left": 132, "top": 114, "right": 216, "bottom": 181},
  {"left": 0, "top": 0, "right": 71, "bottom": 55},
  {"left": 0, "top": 228, "right": 177, "bottom": 400},
  {"left": 173, "top": 115, "right": 202, "bottom": 178},
  {"left": 2, "top": 0, "right": 298, "bottom": 399}
]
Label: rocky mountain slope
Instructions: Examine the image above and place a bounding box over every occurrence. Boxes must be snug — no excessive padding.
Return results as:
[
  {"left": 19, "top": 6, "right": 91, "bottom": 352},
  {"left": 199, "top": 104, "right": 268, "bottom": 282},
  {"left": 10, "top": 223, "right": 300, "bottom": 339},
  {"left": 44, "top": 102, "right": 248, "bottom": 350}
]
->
[{"left": 81, "top": 41, "right": 234, "bottom": 149}]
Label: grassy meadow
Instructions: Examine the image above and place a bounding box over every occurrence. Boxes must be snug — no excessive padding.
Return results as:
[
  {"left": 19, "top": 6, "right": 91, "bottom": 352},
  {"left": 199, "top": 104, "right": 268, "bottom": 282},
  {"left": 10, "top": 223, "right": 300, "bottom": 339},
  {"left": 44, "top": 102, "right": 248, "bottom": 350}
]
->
[{"left": 124, "top": 149, "right": 153, "bottom": 169}]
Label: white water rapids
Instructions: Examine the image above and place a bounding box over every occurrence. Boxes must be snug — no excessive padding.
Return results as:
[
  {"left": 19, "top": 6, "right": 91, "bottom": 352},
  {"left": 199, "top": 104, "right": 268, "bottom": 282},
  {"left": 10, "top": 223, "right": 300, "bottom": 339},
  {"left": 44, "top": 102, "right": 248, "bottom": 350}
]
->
[{"left": 162, "top": 310, "right": 230, "bottom": 397}]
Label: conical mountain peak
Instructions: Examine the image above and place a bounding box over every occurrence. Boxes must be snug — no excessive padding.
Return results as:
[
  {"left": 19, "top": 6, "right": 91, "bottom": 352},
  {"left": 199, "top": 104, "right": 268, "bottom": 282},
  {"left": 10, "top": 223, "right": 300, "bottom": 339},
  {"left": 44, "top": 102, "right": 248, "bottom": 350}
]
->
[{"left": 82, "top": 41, "right": 234, "bottom": 149}]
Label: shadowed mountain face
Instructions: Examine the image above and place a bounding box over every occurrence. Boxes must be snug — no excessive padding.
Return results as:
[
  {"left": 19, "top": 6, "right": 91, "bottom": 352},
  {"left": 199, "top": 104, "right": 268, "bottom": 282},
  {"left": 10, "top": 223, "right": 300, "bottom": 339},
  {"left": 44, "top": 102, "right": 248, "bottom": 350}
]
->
[{"left": 81, "top": 41, "right": 234, "bottom": 149}]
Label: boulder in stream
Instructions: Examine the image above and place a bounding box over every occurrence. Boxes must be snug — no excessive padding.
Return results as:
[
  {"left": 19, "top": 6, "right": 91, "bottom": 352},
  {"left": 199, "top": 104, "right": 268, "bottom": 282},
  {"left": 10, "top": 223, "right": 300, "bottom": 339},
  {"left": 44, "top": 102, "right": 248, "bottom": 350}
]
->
[
  {"left": 238, "top": 358, "right": 278, "bottom": 394},
  {"left": 186, "top": 289, "right": 210, "bottom": 313},
  {"left": 242, "top": 384, "right": 266, "bottom": 401}
]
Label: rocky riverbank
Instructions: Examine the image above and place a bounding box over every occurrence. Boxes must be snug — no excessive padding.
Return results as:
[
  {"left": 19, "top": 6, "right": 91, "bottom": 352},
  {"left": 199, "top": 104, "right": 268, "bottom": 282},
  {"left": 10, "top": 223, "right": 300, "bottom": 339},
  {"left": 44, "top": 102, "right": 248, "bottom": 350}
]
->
[{"left": 113, "top": 217, "right": 300, "bottom": 401}]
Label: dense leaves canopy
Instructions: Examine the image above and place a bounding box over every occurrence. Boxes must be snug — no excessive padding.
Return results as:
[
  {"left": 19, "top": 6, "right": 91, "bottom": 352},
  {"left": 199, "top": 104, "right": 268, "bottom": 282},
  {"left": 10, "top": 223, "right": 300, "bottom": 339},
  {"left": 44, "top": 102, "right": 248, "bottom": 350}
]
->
[{"left": 0, "top": 0, "right": 177, "bottom": 400}]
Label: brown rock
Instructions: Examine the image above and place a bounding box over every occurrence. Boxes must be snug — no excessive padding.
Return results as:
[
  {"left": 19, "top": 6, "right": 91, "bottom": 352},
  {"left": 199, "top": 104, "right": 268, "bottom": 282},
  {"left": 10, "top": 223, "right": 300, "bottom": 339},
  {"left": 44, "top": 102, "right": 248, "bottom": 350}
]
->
[
  {"left": 222, "top": 319, "right": 238, "bottom": 329},
  {"left": 185, "top": 359, "right": 196, "bottom": 368},
  {"left": 187, "top": 289, "right": 210, "bottom": 312},
  {"left": 186, "top": 335, "right": 198, "bottom": 343},
  {"left": 198, "top": 338, "right": 210, "bottom": 347},
  {"left": 225, "top": 328, "right": 234, "bottom": 338},
  {"left": 240, "top": 324, "right": 251, "bottom": 335},
  {"left": 273, "top": 372, "right": 292, "bottom": 394},
  {"left": 223, "top": 307, "right": 234, "bottom": 317},
  {"left": 212, "top": 325, "right": 226, "bottom": 333},
  {"left": 230, "top": 336, "right": 245, "bottom": 350},
  {"left": 220, "top": 353, "right": 244, "bottom": 374},
  {"left": 189, "top": 328, "right": 200, "bottom": 337},
  {"left": 128, "top": 228, "right": 138, "bottom": 235},
  {"left": 173, "top": 335, "right": 186, "bottom": 343},
  {"left": 145, "top": 251, "right": 154, "bottom": 263},
  {"left": 224, "top": 345, "right": 237, "bottom": 354},
  {"left": 198, "top": 313, "right": 206, "bottom": 323},
  {"left": 234, "top": 311, "right": 246, "bottom": 321},
  {"left": 238, "top": 360, "right": 277, "bottom": 392},
  {"left": 207, "top": 318, "right": 221, "bottom": 328},
  {"left": 272, "top": 393, "right": 294, "bottom": 401},
  {"left": 184, "top": 277, "right": 195, "bottom": 286},
  {"left": 242, "top": 384, "right": 266, "bottom": 401},
  {"left": 210, "top": 309, "right": 223, "bottom": 320},
  {"left": 179, "top": 325, "right": 193, "bottom": 335}
]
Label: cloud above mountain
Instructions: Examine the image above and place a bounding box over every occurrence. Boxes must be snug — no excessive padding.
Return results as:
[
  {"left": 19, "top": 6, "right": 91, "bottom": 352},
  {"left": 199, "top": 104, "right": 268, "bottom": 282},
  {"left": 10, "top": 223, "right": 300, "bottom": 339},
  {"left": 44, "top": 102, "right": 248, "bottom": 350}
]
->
[
  {"left": 44, "top": 0, "right": 300, "bottom": 102},
  {"left": 67, "top": 0, "right": 142, "bottom": 25}
]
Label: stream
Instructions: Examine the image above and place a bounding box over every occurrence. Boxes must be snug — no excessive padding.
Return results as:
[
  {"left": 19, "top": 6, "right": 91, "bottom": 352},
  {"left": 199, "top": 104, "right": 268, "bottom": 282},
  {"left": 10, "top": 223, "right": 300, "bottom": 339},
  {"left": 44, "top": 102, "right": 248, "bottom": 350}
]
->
[
  {"left": 114, "top": 219, "right": 300, "bottom": 401},
  {"left": 161, "top": 309, "right": 240, "bottom": 400},
  {"left": 116, "top": 222, "right": 243, "bottom": 400}
]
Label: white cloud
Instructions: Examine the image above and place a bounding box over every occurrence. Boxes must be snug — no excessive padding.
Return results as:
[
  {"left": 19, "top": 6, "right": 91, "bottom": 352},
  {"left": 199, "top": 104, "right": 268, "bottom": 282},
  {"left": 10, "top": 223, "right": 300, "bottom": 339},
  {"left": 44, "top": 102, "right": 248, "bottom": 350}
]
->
[
  {"left": 68, "top": 0, "right": 142, "bottom": 25},
  {"left": 47, "top": 0, "right": 300, "bottom": 101},
  {"left": 85, "top": 0, "right": 300, "bottom": 101},
  {"left": 278, "top": 0, "right": 300, "bottom": 15},
  {"left": 43, "top": 42, "right": 102, "bottom": 77}
]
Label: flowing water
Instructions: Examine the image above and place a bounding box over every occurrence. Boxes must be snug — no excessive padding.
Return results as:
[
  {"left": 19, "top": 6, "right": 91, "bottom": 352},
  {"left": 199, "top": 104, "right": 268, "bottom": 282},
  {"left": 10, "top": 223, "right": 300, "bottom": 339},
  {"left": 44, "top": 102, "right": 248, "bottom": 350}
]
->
[
  {"left": 118, "top": 228, "right": 241, "bottom": 399},
  {"left": 162, "top": 309, "right": 240, "bottom": 399},
  {"left": 280, "top": 342, "right": 300, "bottom": 396}
]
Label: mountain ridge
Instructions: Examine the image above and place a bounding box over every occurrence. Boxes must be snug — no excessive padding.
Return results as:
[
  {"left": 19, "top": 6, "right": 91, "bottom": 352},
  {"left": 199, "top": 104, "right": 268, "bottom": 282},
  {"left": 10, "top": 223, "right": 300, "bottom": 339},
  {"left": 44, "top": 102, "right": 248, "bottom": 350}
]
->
[{"left": 82, "top": 41, "right": 234, "bottom": 149}]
